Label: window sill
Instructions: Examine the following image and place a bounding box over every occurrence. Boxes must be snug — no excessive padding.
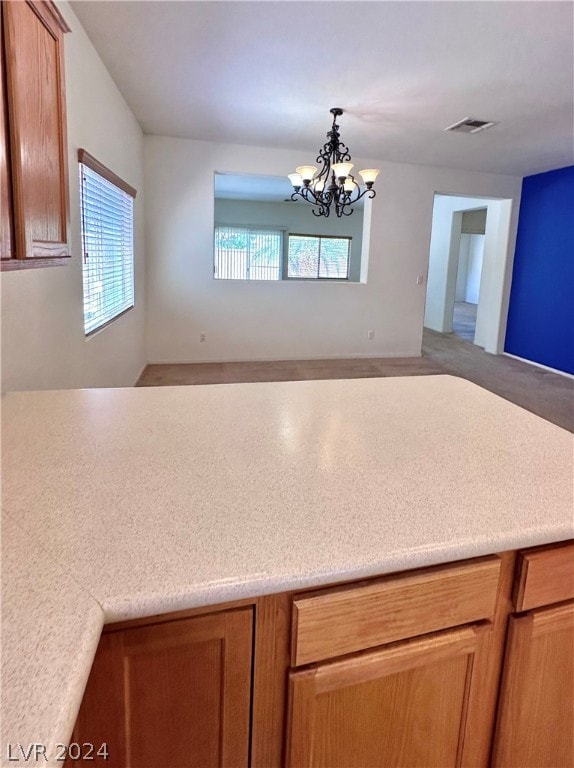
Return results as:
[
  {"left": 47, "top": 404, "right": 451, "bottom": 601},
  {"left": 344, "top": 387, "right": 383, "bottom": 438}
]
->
[{"left": 84, "top": 305, "right": 134, "bottom": 339}]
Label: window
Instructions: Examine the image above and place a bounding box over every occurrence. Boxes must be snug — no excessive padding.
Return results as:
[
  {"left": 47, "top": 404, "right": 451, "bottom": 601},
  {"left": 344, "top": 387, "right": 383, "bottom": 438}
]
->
[
  {"left": 79, "top": 150, "right": 136, "bottom": 335},
  {"left": 287, "top": 235, "right": 351, "bottom": 279},
  {"left": 214, "top": 225, "right": 282, "bottom": 280}
]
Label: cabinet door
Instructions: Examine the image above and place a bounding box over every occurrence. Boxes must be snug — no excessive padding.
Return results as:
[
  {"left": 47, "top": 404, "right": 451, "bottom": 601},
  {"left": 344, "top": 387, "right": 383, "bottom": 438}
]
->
[
  {"left": 492, "top": 601, "right": 574, "bottom": 768},
  {"left": 70, "top": 609, "right": 253, "bottom": 768},
  {"left": 2, "top": 1, "right": 69, "bottom": 263},
  {"left": 287, "top": 624, "right": 488, "bottom": 768},
  {"left": 0, "top": 9, "right": 12, "bottom": 260}
]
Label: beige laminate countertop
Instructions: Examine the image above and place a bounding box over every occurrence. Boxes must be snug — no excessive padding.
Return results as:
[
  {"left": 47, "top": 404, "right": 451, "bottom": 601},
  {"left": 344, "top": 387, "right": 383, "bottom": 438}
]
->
[{"left": 1, "top": 375, "right": 573, "bottom": 766}]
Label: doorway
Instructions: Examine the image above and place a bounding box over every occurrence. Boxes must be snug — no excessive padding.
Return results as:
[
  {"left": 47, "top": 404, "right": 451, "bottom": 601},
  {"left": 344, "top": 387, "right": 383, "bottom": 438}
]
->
[
  {"left": 424, "top": 194, "right": 513, "bottom": 354},
  {"left": 452, "top": 208, "right": 486, "bottom": 341}
]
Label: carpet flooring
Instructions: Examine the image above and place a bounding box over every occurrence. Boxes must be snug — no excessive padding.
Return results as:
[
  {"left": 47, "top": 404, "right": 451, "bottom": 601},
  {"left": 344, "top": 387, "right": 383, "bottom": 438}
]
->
[
  {"left": 422, "top": 329, "right": 573, "bottom": 432},
  {"left": 453, "top": 302, "right": 477, "bottom": 342}
]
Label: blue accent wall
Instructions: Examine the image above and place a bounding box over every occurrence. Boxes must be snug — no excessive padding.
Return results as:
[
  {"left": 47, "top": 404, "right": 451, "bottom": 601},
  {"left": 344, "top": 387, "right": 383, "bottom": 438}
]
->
[{"left": 505, "top": 165, "right": 574, "bottom": 375}]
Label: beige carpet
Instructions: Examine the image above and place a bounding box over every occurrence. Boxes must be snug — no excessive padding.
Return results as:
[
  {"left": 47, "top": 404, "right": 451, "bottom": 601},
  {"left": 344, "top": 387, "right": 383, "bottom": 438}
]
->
[
  {"left": 421, "top": 329, "right": 573, "bottom": 432},
  {"left": 452, "top": 302, "right": 477, "bottom": 342}
]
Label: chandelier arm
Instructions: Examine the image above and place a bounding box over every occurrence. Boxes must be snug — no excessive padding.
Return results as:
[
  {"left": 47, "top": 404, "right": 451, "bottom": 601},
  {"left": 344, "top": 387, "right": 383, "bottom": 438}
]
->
[
  {"left": 333, "top": 141, "right": 351, "bottom": 165},
  {"left": 315, "top": 160, "right": 329, "bottom": 179},
  {"left": 298, "top": 186, "right": 321, "bottom": 204},
  {"left": 352, "top": 188, "right": 377, "bottom": 204},
  {"left": 332, "top": 187, "right": 375, "bottom": 216},
  {"left": 316, "top": 143, "right": 334, "bottom": 178},
  {"left": 317, "top": 140, "right": 332, "bottom": 164},
  {"left": 292, "top": 188, "right": 331, "bottom": 216},
  {"left": 307, "top": 186, "right": 325, "bottom": 204},
  {"left": 291, "top": 189, "right": 319, "bottom": 205}
]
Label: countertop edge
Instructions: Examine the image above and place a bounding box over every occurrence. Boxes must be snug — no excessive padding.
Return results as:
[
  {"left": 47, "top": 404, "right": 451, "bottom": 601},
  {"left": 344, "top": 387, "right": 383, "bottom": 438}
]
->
[{"left": 99, "top": 524, "right": 574, "bottom": 623}]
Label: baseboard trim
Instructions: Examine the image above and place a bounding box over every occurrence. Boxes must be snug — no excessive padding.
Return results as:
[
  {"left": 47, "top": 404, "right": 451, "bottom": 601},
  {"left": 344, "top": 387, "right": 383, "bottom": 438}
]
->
[
  {"left": 133, "top": 363, "right": 148, "bottom": 386},
  {"left": 503, "top": 352, "right": 574, "bottom": 380},
  {"left": 145, "top": 352, "right": 423, "bottom": 365}
]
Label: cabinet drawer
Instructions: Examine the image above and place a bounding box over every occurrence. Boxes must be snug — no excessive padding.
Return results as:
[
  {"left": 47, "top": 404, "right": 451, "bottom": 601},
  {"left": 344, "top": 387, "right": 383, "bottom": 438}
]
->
[
  {"left": 513, "top": 540, "right": 574, "bottom": 611},
  {"left": 291, "top": 556, "right": 501, "bottom": 666}
]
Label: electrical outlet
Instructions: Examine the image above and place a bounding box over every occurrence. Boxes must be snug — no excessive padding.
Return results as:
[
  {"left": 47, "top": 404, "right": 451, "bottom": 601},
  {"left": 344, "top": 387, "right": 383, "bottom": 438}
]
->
[
  {"left": 367, "top": 330, "right": 375, "bottom": 340},
  {"left": 416, "top": 274, "right": 425, "bottom": 285},
  {"left": 199, "top": 333, "right": 207, "bottom": 343}
]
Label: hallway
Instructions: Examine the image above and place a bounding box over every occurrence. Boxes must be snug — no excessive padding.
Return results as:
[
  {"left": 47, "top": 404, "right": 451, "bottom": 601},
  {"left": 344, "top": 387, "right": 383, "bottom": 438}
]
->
[{"left": 452, "top": 302, "right": 477, "bottom": 342}]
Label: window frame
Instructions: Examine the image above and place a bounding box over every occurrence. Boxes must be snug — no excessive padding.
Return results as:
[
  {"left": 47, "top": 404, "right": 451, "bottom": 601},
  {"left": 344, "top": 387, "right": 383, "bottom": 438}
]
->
[
  {"left": 286, "top": 233, "right": 352, "bottom": 281},
  {"left": 78, "top": 149, "right": 136, "bottom": 337}
]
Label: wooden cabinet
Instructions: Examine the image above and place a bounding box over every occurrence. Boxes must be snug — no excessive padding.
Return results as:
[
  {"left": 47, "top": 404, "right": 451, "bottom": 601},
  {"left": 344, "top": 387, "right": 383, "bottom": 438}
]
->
[
  {"left": 288, "top": 624, "right": 489, "bottom": 768},
  {"left": 291, "top": 556, "right": 501, "bottom": 666},
  {"left": 1, "top": 5, "right": 12, "bottom": 260},
  {"left": 69, "top": 608, "right": 253, "bottom": 768},
  {"left": 513, "top": 540, "right": 574, "bottom": 611},
  {"left": 492, "top": 602, "right": 574, "bottom": 768},
  {"left": 287, "top": 556, "right": 506, "bottom": 768},
  {"left": 1, "top": 0, "right": 70, "bottom": 270},
  {"left": 492, "top": 540, "right": 574, "bottom": 768},
  {"left": 70, "top": 543, "right": 573, "bottom": 768}
]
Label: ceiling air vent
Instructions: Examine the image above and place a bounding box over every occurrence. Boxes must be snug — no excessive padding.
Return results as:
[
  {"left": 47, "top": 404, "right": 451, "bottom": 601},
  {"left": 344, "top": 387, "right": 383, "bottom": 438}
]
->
[{"left": 444, "top": 117, "right": 496, "bottom": 134}]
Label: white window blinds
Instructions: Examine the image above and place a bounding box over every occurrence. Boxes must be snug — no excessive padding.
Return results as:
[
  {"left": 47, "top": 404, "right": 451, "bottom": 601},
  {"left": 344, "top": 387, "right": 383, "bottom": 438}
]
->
[
  {"left": 80, "top": 160, "right": 135, "bottom": 335},
  {"left": 214, "top": 226, "right": 282, "bottom": 280},
  {"left": 287, "top": 235, "right": 351, "bottom": 279}
]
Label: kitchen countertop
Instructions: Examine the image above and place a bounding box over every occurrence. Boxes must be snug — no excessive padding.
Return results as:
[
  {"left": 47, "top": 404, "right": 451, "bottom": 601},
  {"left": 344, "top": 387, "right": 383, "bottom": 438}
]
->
[{"left": 2, "top": 375, "right": 573, "bottom": 765}]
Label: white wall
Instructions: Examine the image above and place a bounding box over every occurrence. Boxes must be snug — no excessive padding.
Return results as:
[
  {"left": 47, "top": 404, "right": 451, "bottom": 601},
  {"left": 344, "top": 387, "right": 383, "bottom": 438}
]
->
[
  {"left": 214, "top": 198, "right": 364, "bottom": 281},
  {"left": 455, "top": 233, "right": 485, "bottom": 304},
  {"left": 0, "top": 1, "right": 146, "bottom": 392},
  {"left": 455, "top": 234, "right": 471, "bottom": 302},
  {"left": 474, "top": 198, "right": 515, "bottom": 352},
  {"left": 145, "top": 136, "right": 522, "bottom": 363},
  {"left": 465, "top": 235, "right": 485, "bottom": 304}
]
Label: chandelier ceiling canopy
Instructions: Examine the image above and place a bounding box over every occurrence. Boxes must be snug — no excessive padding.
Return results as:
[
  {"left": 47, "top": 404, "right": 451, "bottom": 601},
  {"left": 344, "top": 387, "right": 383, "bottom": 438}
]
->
[{"left": 287, "top": 108, "right": 380, "bottom": 218}]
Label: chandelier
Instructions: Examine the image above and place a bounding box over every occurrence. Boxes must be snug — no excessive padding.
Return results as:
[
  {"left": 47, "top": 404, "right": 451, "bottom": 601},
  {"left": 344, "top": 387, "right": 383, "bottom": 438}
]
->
[{"left": 287, "top": 108, "right": 380, "bottom": 218}]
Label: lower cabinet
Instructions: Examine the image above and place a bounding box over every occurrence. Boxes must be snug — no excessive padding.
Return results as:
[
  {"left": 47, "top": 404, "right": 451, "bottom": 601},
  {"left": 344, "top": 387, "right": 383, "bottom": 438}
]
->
[
  {"left": 492, "top": 601, "right": 574, "bottom": 767},
  {"left": 287, "top": 623, "right": 488, "bottom": 768},
  {"left": 69, "top": 542, "right": 573, "bottom": 768},
  {"left": 69, "top": 608, "right": 253, "bottom": 768}
]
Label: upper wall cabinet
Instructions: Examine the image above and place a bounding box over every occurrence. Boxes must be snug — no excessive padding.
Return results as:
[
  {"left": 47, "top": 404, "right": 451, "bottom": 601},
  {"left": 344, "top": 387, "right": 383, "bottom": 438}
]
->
[
  {"left": 1, "top": 0, "right": 70, "bottom": 270},
  {"left": 0, "top": 6, "right": 13, "bottom": 261}
]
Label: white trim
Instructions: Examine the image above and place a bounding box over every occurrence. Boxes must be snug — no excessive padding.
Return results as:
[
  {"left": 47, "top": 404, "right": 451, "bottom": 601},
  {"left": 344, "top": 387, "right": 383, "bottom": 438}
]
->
[
  {"left": 133, "top": 363, "right": 148, "bottom": 386},
  {"left": 146, "top": 352, "right": 424, "bottom": 365},
  {"left": 503, "top": 352, "right": 574, "bottom": 379}
]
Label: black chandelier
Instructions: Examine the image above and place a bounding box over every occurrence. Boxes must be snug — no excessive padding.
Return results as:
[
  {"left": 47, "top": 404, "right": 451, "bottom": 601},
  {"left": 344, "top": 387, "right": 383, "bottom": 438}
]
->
[{"left": 287, "top": 108, "right": 380, "bottom": 218}]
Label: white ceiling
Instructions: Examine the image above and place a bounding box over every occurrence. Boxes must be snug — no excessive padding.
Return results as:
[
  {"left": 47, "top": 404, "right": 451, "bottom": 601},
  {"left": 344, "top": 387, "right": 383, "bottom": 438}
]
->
[
  {"left": 215, "top": 172, "right": 294, "bottom": 202},
  {"left": 71, "top": 1, "right": 574, "bottom": 176}
]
